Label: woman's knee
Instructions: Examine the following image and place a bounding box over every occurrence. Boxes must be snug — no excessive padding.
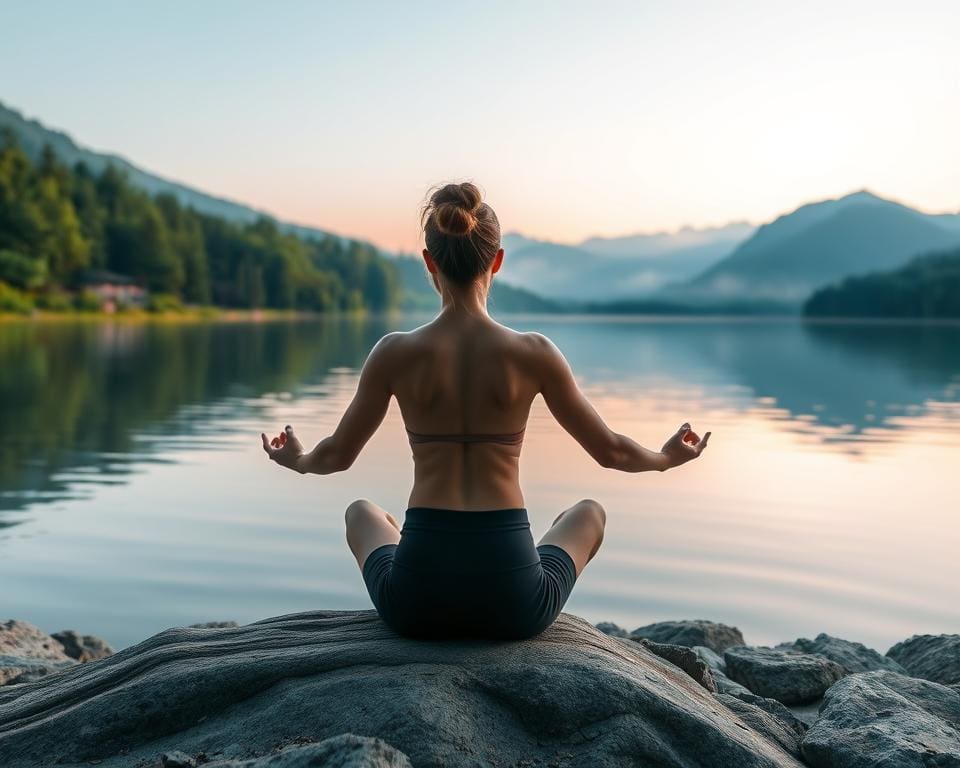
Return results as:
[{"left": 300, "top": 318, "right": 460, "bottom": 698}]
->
[
  {"left": 576, "top": 498, "right": 606, "bottom": 531},
  {"left": 345, "top": 498, "right": 377, "bottom": 527}
]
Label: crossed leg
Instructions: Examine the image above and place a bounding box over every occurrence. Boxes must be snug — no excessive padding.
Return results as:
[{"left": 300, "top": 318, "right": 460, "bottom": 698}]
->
[
  {"left": 345, "top": 496, "right": 606, "bottom": 577},
  {"left": 345, "top": 498, "right": 401, "bottom": 569},
  {"left": 537, "top": 498, "right": 606, "bottom": 576}
]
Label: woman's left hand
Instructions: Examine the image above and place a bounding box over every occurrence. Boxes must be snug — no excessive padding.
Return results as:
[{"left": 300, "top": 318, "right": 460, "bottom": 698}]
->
[
  {"left": 660, "top": 422, "right": 711, "bottom": 469},
  {"left": 261, "top": 425, "right": 306, "bottom": 473}
]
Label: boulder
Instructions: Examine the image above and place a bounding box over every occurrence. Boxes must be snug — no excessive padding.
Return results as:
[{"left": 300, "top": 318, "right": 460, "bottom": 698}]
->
[
  {"left": 594, "top": 621, "right": 628, "bottom": 638},
  {"left": 635, "top": 637, "right": 717, "bottom": 692},
  {"left": 716, "top": 693, "right": 807, "bottom": 760},
  {"left": 169, "top": 734, "right": 412, "bottom": 767},
  {"left": 0, "top": 611, "right": 805, "bottom": 768},
  {"left": 51, "top": 630, "right": 114, "bottom": 662},
  {"left": 725, "top": 646, "right": 846, "bottom": 705},
  {"left": 0, "top": 620, "right": 77, "bottom": 686},
  {"left": 887, "top": 634, "right": 960, "bottom": 686},
  {"left": 630, "top": 619, "right": 745, "bottom": 652},
  {"left": 694, "top": 645, "right": 727, "bottom": 674},
  {"left": 801, "top": 670, "right": 960, "bottom": 767},
  {"left": 694, "top": 645, "right": 752, "bottom": 696},
  {"left": 777, "top": 633, "right": 906, "bottom": 674},
  {"left": 714, "top": 671, "right": 753, "bottom": 697},
  {"left": 0, "top": 620, "right": 72, "bottom": 662}
]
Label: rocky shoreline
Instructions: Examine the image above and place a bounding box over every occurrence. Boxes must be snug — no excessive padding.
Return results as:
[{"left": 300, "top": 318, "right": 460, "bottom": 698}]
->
[{"left": 0, "top": 614, "right": 957, "bottom": 767}]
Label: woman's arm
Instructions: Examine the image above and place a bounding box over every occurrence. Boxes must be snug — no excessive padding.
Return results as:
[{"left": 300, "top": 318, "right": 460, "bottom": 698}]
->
[
  {"left": 531, "top": 334, "right": 710, "bottom": 472},
  {"left": 261, "top": 334, "right": 398, "bottom": 474}
]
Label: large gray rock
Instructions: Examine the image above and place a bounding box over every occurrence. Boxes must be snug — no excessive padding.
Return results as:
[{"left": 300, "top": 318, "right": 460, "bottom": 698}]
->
[
  {"left": 801, "top": 670, "right": 960, "bottom": 767},
  {"left": 725, "top": 646, "right": 846, "bottom": 705},
  {"left": 887, "top": 634, "right": 960, "bottom": 686},
  {"left": 778, "top": 633, "right": 906, "bottom": 675},
  {"left": 0, "top": 611, "right": 805, "bottom": 768},
  {"left": 716, "top": 693, "right": 807, "bottom": 760},
  {"left": 51, "top": 630, "right": 113, "bottom": 662},
  {"left": 630, "top": 619, "right": 745, "bottom": 652},
  {"left": 179, "top": 734, "right": 412, "bottom": 767},
  {"left": 0, "top": 620, "right": 77, "bottom": 686},
  {"left": 635, "top": 637, "right": 717, "bottom": 692}
]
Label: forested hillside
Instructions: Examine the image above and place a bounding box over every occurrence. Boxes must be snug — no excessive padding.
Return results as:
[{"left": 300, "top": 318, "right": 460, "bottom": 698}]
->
[
  {"left": 0, "top": 100, "right": 333, "bottom": 238},
  {"left": 0, "top": 136, "right": 399, "bottom": 312},
  {"left": 803, "top": 248, "right": 960, "bottom": 319}
]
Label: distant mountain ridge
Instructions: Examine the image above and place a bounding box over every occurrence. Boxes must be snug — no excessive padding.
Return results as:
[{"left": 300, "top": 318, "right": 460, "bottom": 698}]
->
[
  {"left": 665, "top": 190, "right": 960, "bottom": 304},
  {"left": 0, "top": 100, "right": 346, "bottom": 246},
  {"left": 498, "top": 222, "right": 754, "bottom": 300}
]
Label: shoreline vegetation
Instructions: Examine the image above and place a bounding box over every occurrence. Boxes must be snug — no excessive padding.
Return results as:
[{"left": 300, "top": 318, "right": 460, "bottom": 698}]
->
[
  {"left": 0, "top": 306, "right": 349, "bottom": 324},
  {"left": 0, "top": 135, "right": 401, "bottom": 318},
  {"left": 3, "top": 127, "right": 959, "bottom": 321}
]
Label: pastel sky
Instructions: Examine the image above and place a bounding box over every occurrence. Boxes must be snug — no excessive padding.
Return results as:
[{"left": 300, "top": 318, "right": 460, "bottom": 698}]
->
[{"left": 2, "top": 0, "right": 958, "bottom": 251}]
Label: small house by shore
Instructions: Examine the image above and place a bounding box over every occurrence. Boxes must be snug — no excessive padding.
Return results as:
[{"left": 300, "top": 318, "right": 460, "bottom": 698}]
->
[{"left": 79, "top": 271, "right": 147, "bottom": 312}]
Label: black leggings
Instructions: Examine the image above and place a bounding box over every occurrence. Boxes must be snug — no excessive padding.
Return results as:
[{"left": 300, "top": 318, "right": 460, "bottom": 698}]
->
[{"left": 362, "top": 507, "right": 577, "bottom": 640}]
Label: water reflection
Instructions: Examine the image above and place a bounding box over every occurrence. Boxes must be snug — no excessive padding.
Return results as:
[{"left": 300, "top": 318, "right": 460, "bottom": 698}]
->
[
  {"left": 2, "top": 317, "right": 958, "bottom": 522},
  {"left": 519, "top": 317, "right": 960, "bottom": 449},
  {"left": 0, "top": 319, "right": 392, "bottom": 515},
  {"left": 1, "top": 316, "right": 958, "bottom": 650}
]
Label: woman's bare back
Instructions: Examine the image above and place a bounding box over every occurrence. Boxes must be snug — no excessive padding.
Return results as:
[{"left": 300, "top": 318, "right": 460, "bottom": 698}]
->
[{"left": 386, "top": 312, "right": 543, "bottom": 510}]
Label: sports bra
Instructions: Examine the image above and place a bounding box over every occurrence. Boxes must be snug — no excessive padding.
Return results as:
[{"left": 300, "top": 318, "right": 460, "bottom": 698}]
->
[{"left": 406, "top": 426, "right": 526, "bottom": 446}]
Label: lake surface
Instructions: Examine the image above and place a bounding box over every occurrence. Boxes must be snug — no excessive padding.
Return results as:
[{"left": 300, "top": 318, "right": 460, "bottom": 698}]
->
[{"left": 1, "top": 316, "right": 958, "bottom": 651}]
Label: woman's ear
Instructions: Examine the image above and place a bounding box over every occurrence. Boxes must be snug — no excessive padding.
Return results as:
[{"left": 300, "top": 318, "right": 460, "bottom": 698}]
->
[
  {"left": 422, "top": 248, "right": 438, "bottom": 274},
  {"left": 491, "top": 248, "right": 504, "bottom": 275}
]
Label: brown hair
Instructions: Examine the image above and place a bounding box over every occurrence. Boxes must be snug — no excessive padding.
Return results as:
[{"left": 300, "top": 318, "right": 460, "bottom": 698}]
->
[{"left": 421, "top": 182, "right": 501, "bottom": 284}]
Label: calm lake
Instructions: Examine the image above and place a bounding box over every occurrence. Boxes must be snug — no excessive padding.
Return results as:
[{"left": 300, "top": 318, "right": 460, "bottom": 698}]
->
[{"left": 1, "top": 316, "right": 958, "bottom": 651}]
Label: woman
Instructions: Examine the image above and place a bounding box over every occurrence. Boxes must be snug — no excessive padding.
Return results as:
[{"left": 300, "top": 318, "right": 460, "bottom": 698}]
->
[{"left": 262, "top": 182, "right": 710, "bottom": 640}]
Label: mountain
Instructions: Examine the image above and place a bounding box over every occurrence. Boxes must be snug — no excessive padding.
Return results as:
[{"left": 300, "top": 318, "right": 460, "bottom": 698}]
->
[
  {"left": 667, "top": 191, "right": 960, "bottom": 305},
  {"left": 804, "top": 246, "right": 960, "bottom": 318},
  {"left": 579, "top": 222, "right": 754, "bottom": 260},
  {"left": 497, "top": 223, "right": 754, "bottom": 301},
  {"left": 0, "top": 100, "right": 341, "bottom": 244}
]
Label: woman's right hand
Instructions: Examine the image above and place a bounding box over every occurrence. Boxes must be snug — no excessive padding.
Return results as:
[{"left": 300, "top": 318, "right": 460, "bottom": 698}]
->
[
  {"left": 660, "top": 422, "right": 711, "bottom": 469},
  {"left": 261, "top": 425, "right": 307, "bottom": 473}
]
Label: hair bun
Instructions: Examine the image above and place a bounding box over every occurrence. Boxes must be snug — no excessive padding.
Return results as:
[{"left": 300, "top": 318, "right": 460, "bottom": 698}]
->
[{"left": 429, "top": 182, "right": 482, "bottom": 236}]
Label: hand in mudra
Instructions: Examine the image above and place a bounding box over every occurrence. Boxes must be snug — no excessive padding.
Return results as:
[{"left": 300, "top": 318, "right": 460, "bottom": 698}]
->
[
  {"left": 261, "top": 425, "right": 306, "bottom": 472},
  {"left": 661, "top": 422, "right": 711, "bottom": 468}
]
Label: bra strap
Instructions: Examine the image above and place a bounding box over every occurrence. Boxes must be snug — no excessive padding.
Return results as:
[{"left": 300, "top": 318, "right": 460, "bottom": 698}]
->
[{"left": 406, "top": 427, "right": 525, "bottom": 446}]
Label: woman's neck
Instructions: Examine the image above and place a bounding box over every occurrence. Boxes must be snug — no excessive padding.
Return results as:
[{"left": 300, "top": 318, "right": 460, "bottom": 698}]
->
[{"left": 437, "top": 278, "right": 490, "bottom": 318}]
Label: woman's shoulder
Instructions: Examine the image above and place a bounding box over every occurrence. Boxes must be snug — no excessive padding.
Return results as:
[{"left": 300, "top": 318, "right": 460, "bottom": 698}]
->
[
  {"left": 485, "top": 324, "right": 565, "bottom": 371},
  {"left": 496, "top": 325, "right": 559, "bottom": 356}
]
